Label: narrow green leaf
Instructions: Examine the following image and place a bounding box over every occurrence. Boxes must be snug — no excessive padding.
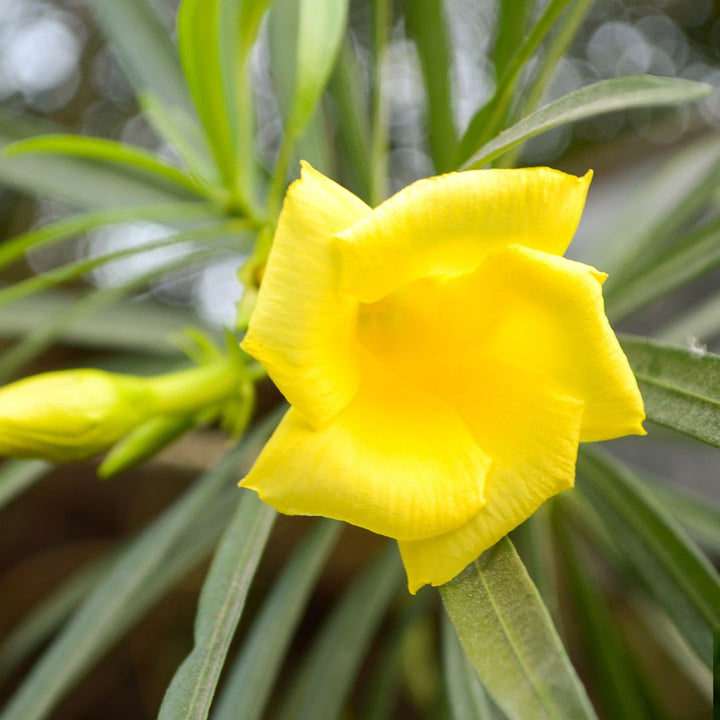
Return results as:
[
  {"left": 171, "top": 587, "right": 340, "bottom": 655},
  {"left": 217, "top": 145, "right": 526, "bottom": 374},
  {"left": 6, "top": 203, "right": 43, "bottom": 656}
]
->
[
  {"left": 0, "top": 417, "right": 280, "bottom": 720},
  {"left": 0, "top": 222, "right": 242, "bottom": 310},
  {"left": 0, "top": 145, "right": 200, "bottom": 210},
  {"left": 442, "top": 613, "right": 504, "bottom": 720},
  {"left": 0, "top": 202, "right": 222, "bottom": 272},
  {"left": 595, "top": 134, "right": 720, "bottom": 275},
  {"left": 0, "top": 249, "right": 225, "bottom": 383},
  {"left": 0, "top": 555, "right": 110, "bottom": 681},
  {"left": 290, "top": 0, "right": 349, "bottom": 139},
  {"left": 553, "top": 504, "right": 654, "bottom": 720},
  {"left": 492, "top": 0, "right": 531, "bottom": 80},
  {"left": 0, "top": 459, "right": 51, "bottom": 511},
  {"left": 404, "top": 0, "right": 457, "bottom": 172},
  {"left": 606, "top": 217, "right": 720, "bottom": 321},
  {"left": 620, "top": 335, "right": 720, "bottom": 448},
  {"left": 641, "top": 479, "right": 720, "bottom": 556},
  {"left": 86, "top": 0, "right": 213, "bottom": 172},
  {"left": 328, "top": 39, "right": 372, "bottom": 201},
  {"left": 463, "top": 77, "right": 710, "bottom": 170},
  {"left": 357, "top": 593, "right": 433, "bottom": 720},
  {"left": 266, "top": 0, "right": 349, "bottom": 211},
  {"left": 456, "top": 0, "right": 572, "bottom": 166},
  {"left": 212, "top": 520, "right": 342, "bottom": 720},
  {"left": 276, "top": 544, "right": 403, "bottom": 720},
  {"left": 440, "top": 537, "right": 598, "bottom": 720},
  {"left": 98, "top": 414, "right": 198, "bottom": 479},
  {"left": 576, "top": 448, "right": 720, "bottom": 667},
  {"left": 657, "top": 291, "right": 720, "bottom": 345},
  {"left": 158, "top": 492, "right": 276, "bottom": 720},
  {"left": 177, "top": 0, "right": 268, "bottom": 205},
  {"left": 5, "top": 136, "right": 210, "bottom": 197},
  {"left": 498, "top": 0, "right": 594, "bottom": 168}
]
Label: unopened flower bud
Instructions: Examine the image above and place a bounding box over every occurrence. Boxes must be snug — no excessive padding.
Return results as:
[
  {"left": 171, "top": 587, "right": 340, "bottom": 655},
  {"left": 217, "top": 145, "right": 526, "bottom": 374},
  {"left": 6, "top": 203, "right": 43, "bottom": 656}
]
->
[{"left": 0, "top": 369, "right": 153, "bottom": 462}]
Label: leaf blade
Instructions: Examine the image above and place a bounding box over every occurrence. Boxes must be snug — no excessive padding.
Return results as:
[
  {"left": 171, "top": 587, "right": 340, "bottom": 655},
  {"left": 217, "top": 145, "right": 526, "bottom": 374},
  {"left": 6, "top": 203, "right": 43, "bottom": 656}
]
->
[
  {"left": 440, "top": 537, "right": 598, "bottom": 720},
  {"left": 576, "top": 448, "right": 720, "bottom": 667},
  {"left": 463, "top": 76, "right": 710, "bottom": 170}
]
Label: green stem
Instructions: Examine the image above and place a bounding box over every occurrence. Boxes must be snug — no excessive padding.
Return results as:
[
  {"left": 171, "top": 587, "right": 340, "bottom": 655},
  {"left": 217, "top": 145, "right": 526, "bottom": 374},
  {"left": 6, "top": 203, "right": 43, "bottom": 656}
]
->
[
  {"left": 370, "top": 0, "right": 391, "bottom": 206},
  {"left": 146, "top": 360, "right": 241, "bottom": 416}
]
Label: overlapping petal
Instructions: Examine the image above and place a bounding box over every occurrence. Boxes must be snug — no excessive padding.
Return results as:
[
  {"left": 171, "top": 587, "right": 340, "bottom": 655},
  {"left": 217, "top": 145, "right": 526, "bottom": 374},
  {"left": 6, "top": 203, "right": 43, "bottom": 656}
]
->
[
  {"left": 468, "top": 244, "right": 645, "bottom": 441},
  {"left": 241, "top": 352, "right": 491, "bottom": 541},
  {"left": 241, "top": 162, "right": 371, "bottom": 428},
  {"left": 399, "top": 358, "right": 584, "bottom": 592},
  {"left": 335, "top": 168, "right": 592, "bottom": 303}
]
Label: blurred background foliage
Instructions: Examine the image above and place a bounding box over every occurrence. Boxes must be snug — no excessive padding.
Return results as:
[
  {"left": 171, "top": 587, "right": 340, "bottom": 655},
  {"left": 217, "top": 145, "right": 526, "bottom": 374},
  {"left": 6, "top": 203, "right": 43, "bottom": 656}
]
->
[{"left": 0, "top": 1, "right": 719, "bottom": 719}]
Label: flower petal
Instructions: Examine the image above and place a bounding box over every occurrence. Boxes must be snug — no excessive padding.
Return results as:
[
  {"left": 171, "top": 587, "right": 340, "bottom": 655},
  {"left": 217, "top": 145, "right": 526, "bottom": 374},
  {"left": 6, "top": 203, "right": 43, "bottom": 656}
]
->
[
  {"left": 240, "top": 354, "right": 491, "bottom": 541},
  {"left": 335, "top": 167, "right": 592, "bottom": 302},
  {"left": 398, "top": 359, "right": 584, "bottom": 592},
  {"left": 241, "top": 162, "right": 371, "bottom": 428},
  {"left": 470, "top": 244, "right": 645, "bottom": 441}
]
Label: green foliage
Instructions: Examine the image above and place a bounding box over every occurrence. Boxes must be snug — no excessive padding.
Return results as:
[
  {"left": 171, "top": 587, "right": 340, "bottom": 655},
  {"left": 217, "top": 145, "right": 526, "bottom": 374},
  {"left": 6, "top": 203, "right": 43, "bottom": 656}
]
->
[{"left": 440, "top": 538, "right": 598, "bottom": 720}]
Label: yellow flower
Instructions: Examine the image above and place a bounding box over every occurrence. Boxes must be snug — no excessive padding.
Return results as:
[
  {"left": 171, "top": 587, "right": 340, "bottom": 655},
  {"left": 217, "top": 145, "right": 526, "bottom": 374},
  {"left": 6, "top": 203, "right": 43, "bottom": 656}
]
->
[{"left": 240, "top": 162, "right": 645, "bottom": 592}]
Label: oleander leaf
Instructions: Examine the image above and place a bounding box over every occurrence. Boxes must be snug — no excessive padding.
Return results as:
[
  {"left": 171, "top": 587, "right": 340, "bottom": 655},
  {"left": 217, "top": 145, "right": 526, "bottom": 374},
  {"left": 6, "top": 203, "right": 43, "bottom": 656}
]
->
[
  {"left": 463, "top": 76, "right": 710, "bottom": 169},
  {"left": 620, "top": 335, "right": 720, "bottom": 448},
  {"left": 212, "top": 520, "right": 342, "bottom": 720},
  {"left": 404, "top": 0, "right": 457, "bottom": 172},
  {"left": 157, "top": 491, "right": 276, "bottom": 720},
  {"left": 4, "top": 136, "right": 210, "bottom": 197},
  {"left": 576, "top": 448, "right": 720, "bottom": 668},
  {"left": 276, "top": 544, "right": 402, "bottom": 720},
  {"left": 442, "top": 613, "right": 504, "bottom": 720},
  {"left": 440, "top": 537, "right": 598, "bottom": 720}
]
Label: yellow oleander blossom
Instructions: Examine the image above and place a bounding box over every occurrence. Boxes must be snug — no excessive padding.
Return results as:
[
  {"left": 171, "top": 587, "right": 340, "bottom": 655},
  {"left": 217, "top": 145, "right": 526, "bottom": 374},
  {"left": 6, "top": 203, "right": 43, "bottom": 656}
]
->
[{"left": 240, "top": 162, "right": 645, "bottom": 592}]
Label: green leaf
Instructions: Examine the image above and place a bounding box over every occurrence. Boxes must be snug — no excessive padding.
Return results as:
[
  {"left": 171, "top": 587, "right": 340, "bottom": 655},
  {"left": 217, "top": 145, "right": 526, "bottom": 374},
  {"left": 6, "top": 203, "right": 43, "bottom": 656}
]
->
[
  {"left": 5, "top": 135, "right": 211, "bottom": 198},
  {"left": 440, "top": 537, "right": 598, "bottom": 720},
  {"left": 177, "top": 0, "right": 269, "bottom": 203},
  {"left": 576, "top": 448, "right": 720, "bottom": 668},
  {"left": 98, "top": 414, "right": 199, "bottom": 479},
  {"left": 0, "top": 134, "right": 201, "bottom": 210},
  {"left": 0, "top": 460, "right": 51, "bottom": 511},
  {"left": 492, "top": 0, "right": 531, "bottom": 80},
  {"left": 606, "top": 216, "right": 720, "bottom": 321},
  {"left": 0, "top": 555, "right": 110, "bottom": 681},
  {"left": 0, "top": 249, "right": 225, "bottom": 383},
  {"left": 640, "top": 478, "right": 720, "bottom": 557},
  {"left": 276, "top": 544, "right": 402, "bottom": 720},
  {"left": 553, "top": 503, "right": 654, "bottom": 720},
  {"left": 157, "top": 491, "right": 276, "bottom": 720},
  {"left": 657, "top": 291, "right": 720, "bottom": 346},
  {"left": 0, "top": 202, "right": 223, "bottom": 272},
  {"left": 86, "top": 0, "right": 213, "bottom": 172},
  {"left": 456, "top": 0, "right": 573, "bottom": 166},
  {"left": 328, "top": 40, "right": 372, "bottom": 202},
  {"left": 595, "top": 134, "right": 720, "bottom": 276},
  {"left": 620, "top": 335, "right": 720, "bottom": 448},
  {"left": 211, "top": 520, "right": 342, "bottom": 720},
  {"left": 497, "top": 0, "right": 594, "bottom": 168},
  {"left": 463, "top": 76, "right": 710, "bottom": 170},
  {"left": 404, "top": 0, "right": 457, "bottom": 173},
  {"left": 442, "top": 613, "right": 504, "bottom": 720},
  {"left": 0, "top": 222, "right": 242, "bottom": 310},
  {"left": 270, "top": 0, "right": 348, "bottom": 140},
  {"left": 0, "top": 416, "right": 280, "bottom": 720}
]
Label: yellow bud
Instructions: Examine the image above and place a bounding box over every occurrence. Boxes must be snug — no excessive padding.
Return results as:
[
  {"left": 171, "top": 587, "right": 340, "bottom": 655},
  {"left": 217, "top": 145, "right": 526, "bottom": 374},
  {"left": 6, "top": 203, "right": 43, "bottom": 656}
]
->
[{"left": 0, "top": 369, "right": 153, "bottom": 462}]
